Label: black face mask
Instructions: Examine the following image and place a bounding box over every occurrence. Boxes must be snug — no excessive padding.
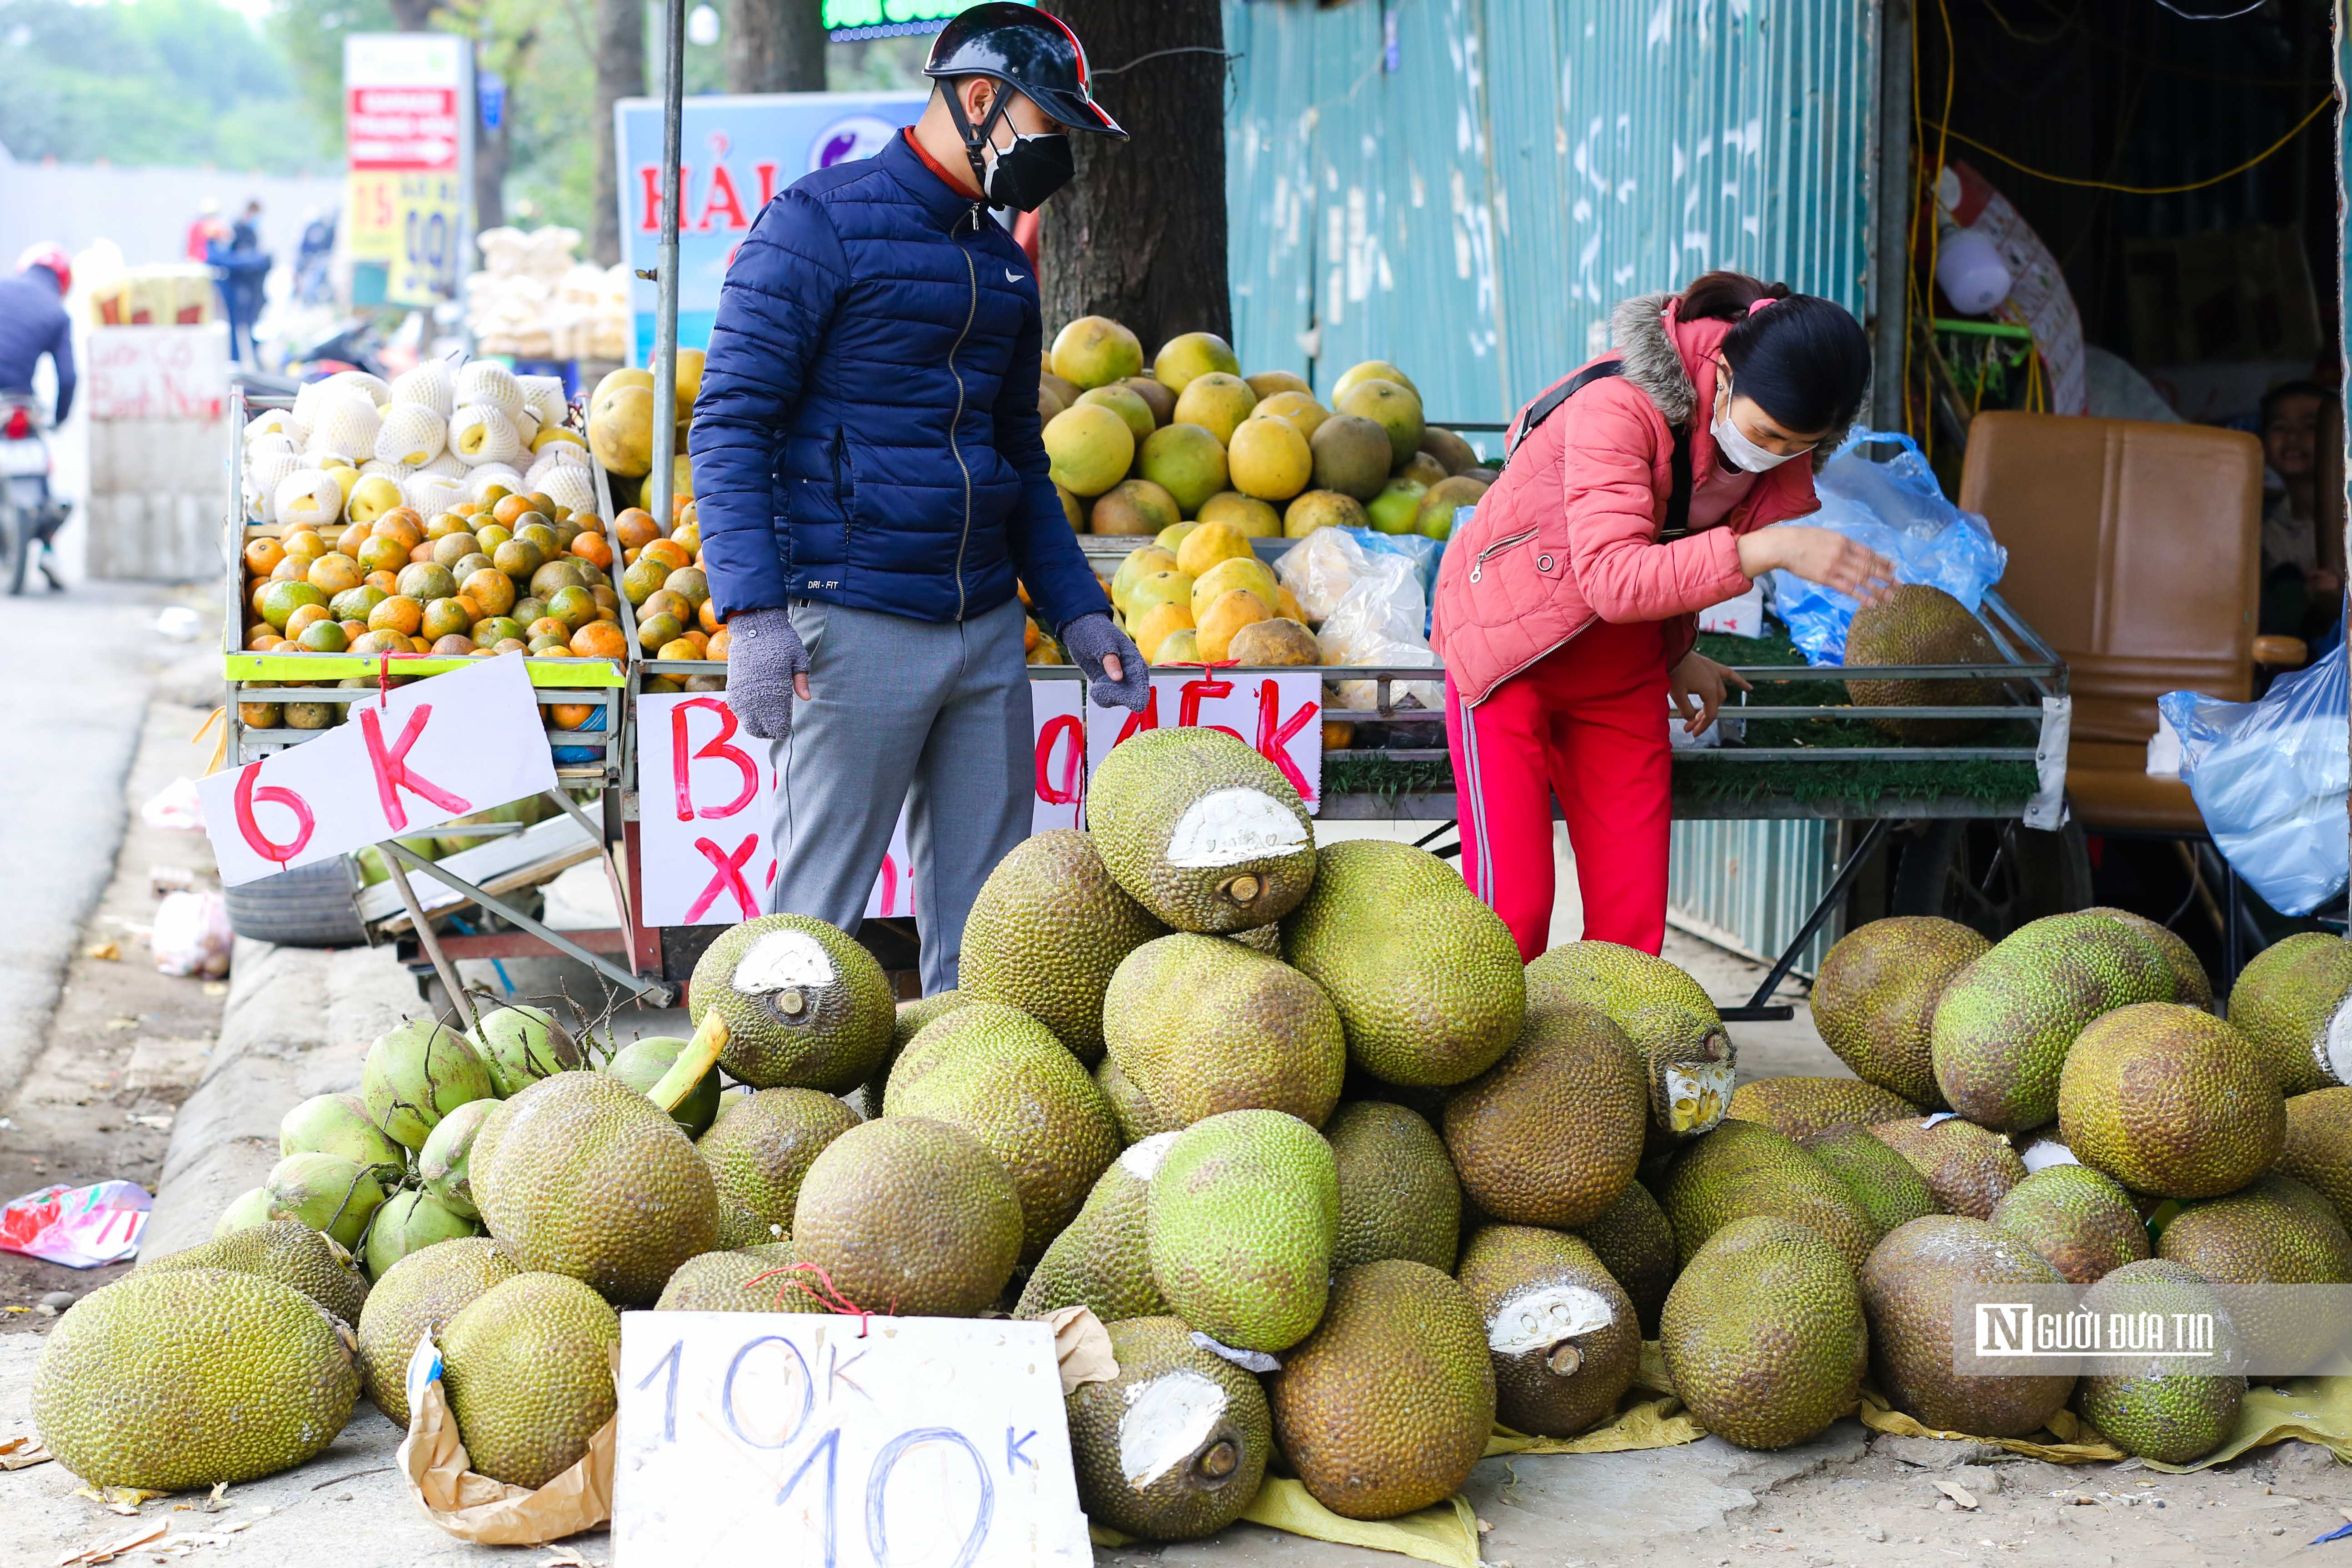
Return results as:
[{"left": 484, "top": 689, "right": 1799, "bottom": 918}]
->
[{"left": 979, "top": 129, "right": 1073, "bottom": 212}]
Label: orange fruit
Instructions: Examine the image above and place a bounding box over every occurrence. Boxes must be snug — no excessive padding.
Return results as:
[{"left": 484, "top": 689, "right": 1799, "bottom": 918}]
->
[
  {"left": 546, "top": 586, "right": 598, "bottom": 630},
  {"left": 396, "top": 562, "right": 457, "bottom": 602},
  {"left": 571, "top": 512, "right": 606, "bottom": 535},
  {"left": 680, "top": 629, "right": 710, "bottom": 655},
  {"left": 270, "top": 555, "right": 309, "bottom": 585},
  {"left": 595, "top": 605, "right": 620, "bottom": 624},
  {"left": 452, "top": 593, "right": 484, "bottom": 621},
  {"left": 657, "top": 638, "right": 701, "bottom": 660},
  {"left": 636, "top": 612, "right": 684, "bottom": 653},
  {"left": 377, "top": 506, "right": 425, "bottom": 539},
  {"left": 528, "top": 491, "right": 556, "bottom": 514},
  {"left": 620, "top": 557, "right": 671, "bottom": 605},
  {"left": 526, "top": 632, "right": 570, "bottom": 654},
  {"left": 356, "top": 534, "right": 409, "bottom": 575},
  {"left": 424, "top": 511, "right": 469, "bottom": 540},
  {"left": 463, "top": 568, "right": 517, "bottom": 617},
  {"left": 260, "top": 579, "right": 327, "bottom": 630},
  {"left": 281, "top": 529, "right": 327, "bottom": 562},
  {"left": 284, "top": 601, "right": 330, "bottom": 637},
  {"left": 339, "top": 618, "right": 368, "bottom": 643},
  {"left": 430, "top": 532, "right": 479, "bottom": 568},
  {"left": 406, "top": 541, "right": 435, "bottom": 564},
  {"left": 569, "top": 531, "right": 614, "bottom": 570},
  {"left": 492, "top": 637, "right": 529, "bottom": 654},
  {"left": 527, "top": 616, "right": 571, "bottom": 641},
  {"left": 249, "top": 581, "right": 273, "bottom": 618},
  {"left": 330, "top": 585, "right": 385, "bottom": 621},
  {"left": 298, "top": 619, "right": 350, "bottom": 653},
  {"left": 707, "top": 626, "right": 731, "bottom": 660},
  {"left": 421, "top": 598, "right": 472, "bottom": 641},
  {"left": 474, "top": 616, "right": 526, "bottom": 646},
  {"left": 336, "top": 520, "right": 371, "bottom": 557},
  {"left": 248, "top": 633, "right": 282, "bottom": 652},
  {"left": 568, "top": 621, "right": 628, "bottom": 659},
  {"left": 364, "top": 569, "right": 399, "bottom": 595},
  {"left": 492, "top": 494, "right": 534, "bottom": 526},
  {"left": 373, "top": 515, "right": 423, "bottom": 552},
  {"left": 473, "top": 522, "right": 513, "bottom": 554},
  {"left": 642, "top": 588, "right": 692, "bottom": 624},
  {"left": 546, "top": 702, "right": 594, "bottom": 730},
  {"left": 492, "top": 539, "right": 544, "bottom": 580},
  {"left": 452, "top": 500, "right": 479, "bottom": 518},
  {"left": 307, "top": 553, "right": 363, "bottom": 595},
  {"left": 614, "top": 509, "right": 662, "bottom": 551},
  {"left": 670, "top": 521, "right": 701, "bottom": 555},
  {"left": 429, "top": 634, "right": 476, "bottom": 656},
  {"left": 663, "top": 567, "right": 709, "bottom": 608},
  {"left": 671, "top": 494, "right": 690, "bottom": 521},
  {"left": 369, "top": 595, "right": 424, "bottom": 636},
  {"left": 244, "top": 536, "right": 285, "bottom": 575},
  {"left": 591, "top": 584, "right": 619, "bottom": 609},
  {"left": 640, "top": 538, "right": 692, "bottom": 572},
  {"left": 479, "top": 483, "right": 512, "bottom": 508}
]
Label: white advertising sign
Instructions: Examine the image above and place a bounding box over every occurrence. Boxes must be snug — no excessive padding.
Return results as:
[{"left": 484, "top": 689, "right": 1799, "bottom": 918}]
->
[
  {"left": 614, "top": 1313, "right": 1091, "bottom": 1568},
  {"left": 1086, "top": 671, "right": 1325, "bottom": 812},
  {"left": 85, "top": 326, "right": 226, "bottom": 422},
  {"left": 199, "top": 657, "right": 557, "bottom": 886}
]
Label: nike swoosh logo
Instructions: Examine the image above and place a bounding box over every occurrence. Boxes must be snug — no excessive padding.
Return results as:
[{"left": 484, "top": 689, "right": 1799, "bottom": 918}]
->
[{"left": 1006, "top": 270, "right": 1027, "bottom": 283}]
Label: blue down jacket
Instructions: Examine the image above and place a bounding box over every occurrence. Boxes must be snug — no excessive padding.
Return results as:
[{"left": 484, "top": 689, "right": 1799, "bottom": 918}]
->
[{"left": 689, "top": 132, "right": 1105, "bottom": 632}]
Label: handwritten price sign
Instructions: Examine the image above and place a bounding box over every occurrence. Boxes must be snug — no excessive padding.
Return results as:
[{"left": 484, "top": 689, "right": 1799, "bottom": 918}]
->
[
  {"left": 198, "top": 657, "right": 558, "bottom": 886},
  {"left": 1087, "top": 671, "right": 1323, "bottom": 811}
]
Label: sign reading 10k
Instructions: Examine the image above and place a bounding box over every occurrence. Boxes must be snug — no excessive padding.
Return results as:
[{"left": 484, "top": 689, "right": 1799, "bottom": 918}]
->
[{"left": 614, "top": 1313, "right": 1092, "bottom": 1565}]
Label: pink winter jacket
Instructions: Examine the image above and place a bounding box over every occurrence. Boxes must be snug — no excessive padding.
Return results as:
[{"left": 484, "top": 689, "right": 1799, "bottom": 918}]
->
[{"left": 1432, "top": 292, "right": 1830, "bottom": 707}]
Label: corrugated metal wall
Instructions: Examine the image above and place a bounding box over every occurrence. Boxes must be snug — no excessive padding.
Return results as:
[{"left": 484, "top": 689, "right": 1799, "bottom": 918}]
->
[{"left": 1225, "top": 0, "right": 1876, "bottom": 969}]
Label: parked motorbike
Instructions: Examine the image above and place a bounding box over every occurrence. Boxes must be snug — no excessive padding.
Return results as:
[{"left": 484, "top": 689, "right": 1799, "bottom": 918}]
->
[
  {"left": 226, "top": 316, "right": 392, "bottom": 399},
  {"left": 0, "top": 394, "right": 68, "bottom": 594}
]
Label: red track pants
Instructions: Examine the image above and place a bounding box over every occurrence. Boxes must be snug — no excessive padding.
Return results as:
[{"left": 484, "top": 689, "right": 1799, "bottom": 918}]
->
[{"left": 1445, "top": 619, "right": 1672, "bottom": 960}]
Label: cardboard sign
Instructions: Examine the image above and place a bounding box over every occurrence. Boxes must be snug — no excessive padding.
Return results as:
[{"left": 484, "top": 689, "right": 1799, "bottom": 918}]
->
[
  {"left": 614, "top": 1313, "right": 1090, "bottom": 1567},
  {"left": 635, "top": 683, "right": 1087, "bottom": 927},
  {"left": 199, "top": 657, "right": 557, "bottom": 887},
  {"left": 85, "top": 326, "right": 225, "bottom": 422},
  {"left": 1087, "top": 671, "right": 1324, "bottom": 813}
]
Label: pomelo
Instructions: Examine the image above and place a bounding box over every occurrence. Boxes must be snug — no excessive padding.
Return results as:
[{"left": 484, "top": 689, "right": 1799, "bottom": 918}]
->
[
  {"left": 1227, "top": 415, "right": 1314, "bottom": 501},
  {"left": 1139, "top": 425, "right": 1228, "bottom": 515},
  {"left": 1052, "top": 316, "right": 1146, "bottom": 389},
  {"left": 1172, "top": 374, "right": 1258, "bottom": 446},
  {"left": 1153, "top": 332, "right": 1241, "bottom": 394},
  {"left": 1044, "top": 404, "right": 1135, "bottom": 497},
  {"left": 1338, "top": 379, "right": 1426, "bottom": 467}
]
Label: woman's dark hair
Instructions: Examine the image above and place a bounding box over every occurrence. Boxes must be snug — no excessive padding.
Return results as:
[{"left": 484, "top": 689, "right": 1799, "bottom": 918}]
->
[{"left": 1678, "top": 270, "right": 1870, "bottom": 436}]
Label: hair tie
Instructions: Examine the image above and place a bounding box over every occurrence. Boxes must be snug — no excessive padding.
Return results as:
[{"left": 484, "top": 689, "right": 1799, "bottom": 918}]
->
[{"left": 1747, "top": 296, "right": 1776, "bottom": 317}]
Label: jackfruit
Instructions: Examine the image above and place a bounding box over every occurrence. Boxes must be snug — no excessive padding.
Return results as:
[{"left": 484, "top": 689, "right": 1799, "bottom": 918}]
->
[
  {"left": 1325, "top": 1101, "right": 1461, "bottom": 1269},
  {"left": 1572, "top": 1179, "right": 1680, "bottom": 1337},
  {"left": 654, "top": 1243, "right": 812, "bottom": 1312},
  {"left": 792, "top": 1117, "right": 1023, "bottom": 1316},
  {"left": 603, "top": 1034, "right": 722, "bottom": 1136},
  {"left": 355, "top": 1236, "right": 517, "bottom": 1426},
  {"left": 137, "top": 1219, "right": 370, "bottom": 1327},
  {"left": 2157, "top": 1173, "right": 2352, "bottom": 1284},
  {"left": 867, "top": 989, "right": 968, "bottom": 1117},
  {"left": 1266, "top": 1259, "right": 1495, "bottom": 1519},
  {"left": 1146, "top": 1109, "right": 1338, "bottom": 1352},
  {"left": 1016, "top": 1132, "right": 1177, "bottom": 1320},
  {"left": 2227, "top": 932, "right": 2352, "bottom": 1094},
  {"left": 1658, "top": 1118, "right": 1878, "bottom": 1273},
  {"left": 1811, "top": 917, "right": 1989, "bottom": 1108},
  {"left": 440, "top": 1272, "right": 620, "bottom": 1488},
  {"left": 1088, "top": 727, "right": 1318, "bottom": 933},
  {"left": 1441, "top": 999, "right": 1646, "bottom": 1227},
  {"left": 1526, "top": 941, "right": 1733, "bottom": 1142},
  {"left": 885, "top": 1001, "right": 1121, "bottom": 1262},
  {"left": 361, "top": 1018, "right": 498, "bottom": 1150},
  {"left": 2084, "top": 907, "right": 2212, "bottom": 1009},
  {"left": 697, "top": 1088, "right": 861, "bottom": 1241},
  {"left": 1842, "top": 584, "right": 2003, "bottom": 741},
  {"left": 1457, "top": 1225, "right": 1638, "bottom": 1438},
  {"left": 1929, "top": 912, "right": 2174, "bottom": 1133},
  {"left": 1868, "top": 1115, "right": 2028, "bottom": 1219},
  {"left": 2277, "top": 1088, "right": 2352, "bottom": 1232},
  {"left": 959, "top": 829, "right": 1164, "bottom": 1062},
  {"left": 2056, "top": 1003, "right": 2285, "bottom": 1198},
  {"left": 1726, "top": 1076, "right": 1920, "bottom": 1142},
  {"left": 466, "top": 1004, "right": 583, "bottom": 1097},
  {"left": 1987, "top": 1164, "right": 2150, "bottom": 1283},
  {"left": 1099, "top": 1054, "right": 1174, "bottom": 1143},
  {"left": 470, "top": 1070, "right": 719, "bottom": 1305},
  {"left": 1065, "top": 1316, "right": 1272, "bottom": 1540},
  {"left": 687, "top": 913, "right": 895, "bottom": 1092},
  {"left": 1860, "top": 1216, "right": 2074, "bottom": 1437},
  {"left": 33, "top": 1269, "right": 359, "bottom": 1488},
  {"left": 1283, "top": 839, "right": 1524, "bottom": 1087},
  {"left": 2072, "top": 1259, "right": 2243, "bottom": 1463},
  {"left": 1102, "top": 933, "right": 1345, "bottom": 1129},
  {"left": 1661, "top": 1216, "right": 1868, "bottom": 1450},
  {"left": 364, "top": 1188, "right": 481, "bottom": 1279},
  {"left": 1800, "top": 1124, "right": 1942, "bottom": 1239}
]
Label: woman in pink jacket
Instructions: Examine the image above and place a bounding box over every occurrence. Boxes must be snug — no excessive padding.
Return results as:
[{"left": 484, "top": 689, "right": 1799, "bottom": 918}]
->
[{"left": 1431, "top": 271, "right": 1893, "bottom": 960}]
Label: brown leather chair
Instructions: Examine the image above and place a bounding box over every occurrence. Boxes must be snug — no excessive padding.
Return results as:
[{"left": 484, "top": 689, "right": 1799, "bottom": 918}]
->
[{"left": 1957, "top": 411, "right": 2302, "bottom": 834}]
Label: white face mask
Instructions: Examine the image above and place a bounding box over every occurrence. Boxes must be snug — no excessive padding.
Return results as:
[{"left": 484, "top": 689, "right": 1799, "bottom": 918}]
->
[{"left": 1711, "top": 370, "right": 1811, "bottom": 473}]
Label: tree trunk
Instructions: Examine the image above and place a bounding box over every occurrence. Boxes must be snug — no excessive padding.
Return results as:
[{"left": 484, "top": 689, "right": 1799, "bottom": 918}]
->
[
  {"left": 725, "top": 0, "right": 826, "bottom": 94},
  {"left": 591, "top": 0, "right": 648, "bottom": 266},
  {"left": 473, "top": 35, "right": 534, "bottom": 235},
  {"left": 1037, "top": 0, "right": 1228, "bottom": 351},
  {"left": 387, "top": 0, "right": 439, "bottom": 30}
]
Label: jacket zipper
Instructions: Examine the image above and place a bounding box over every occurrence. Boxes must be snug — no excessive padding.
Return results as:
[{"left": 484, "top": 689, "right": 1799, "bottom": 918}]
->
[
  {"left": 945, "top": 210, "right": 981, "bottom": 621},
  {"left": 830, "top": 429, "right": 850, "bottom": 506},
  {"left": 1466, "top": 529, "right": 1538, "bottom": 583}
]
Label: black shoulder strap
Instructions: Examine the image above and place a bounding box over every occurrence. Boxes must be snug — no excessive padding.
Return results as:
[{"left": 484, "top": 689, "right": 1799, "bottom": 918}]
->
[
  {"left": 1503, "top": 358, "right": 1695, "bottom": 539},
  {"left": 1663, "top": 422, "right": 1693, "bottom": 540}
]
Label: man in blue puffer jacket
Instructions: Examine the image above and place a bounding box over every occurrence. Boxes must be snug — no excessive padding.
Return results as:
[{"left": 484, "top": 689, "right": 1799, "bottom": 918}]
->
[{"left": 691, "top": 2, "right": 1147, "bottom": 992}]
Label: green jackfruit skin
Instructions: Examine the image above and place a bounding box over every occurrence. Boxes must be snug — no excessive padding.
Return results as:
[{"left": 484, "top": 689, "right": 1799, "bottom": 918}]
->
[
  {"left": 2157, "top": 1173, "right": 2352, "bottom": 1284},
  {"left": 1283, "top": 839, "right": 1524, "bottom": 1088},
  {"left": 355, "top": 1237, "right": 517, "bottom": 1426},
  {"left": 1987, "top": 1164, "right": 2149, "bottom": 1283},
  {"left": 866, "top": 991, "right": 969, "bottom": 1118},
  {"left": 687, "top": 913, "right": 895, "bottom": 1092},
  {"left": 34, "top": 1268, "right": 358, "bottom": 1488},
  {"left": 697, "top": 1088, "right": 861, "bottom": 1239},
  {"left": 1842, "top": 584, "right": 2003, "bottom": 741},
  {"left": 1104, "top": 933, "right": 1346, "bottom": 1130},
  {"left": 960, "top": 829, "right": 1164, "bottom": 1062},
  {"left": 1526, "top": 941, "right": 1733, "bottom": 1141},
  {"left": 1229, "top": 924, "right": 1283, "bottom": 954},
  {"left": 1726, "top": 1076, "right": 1921, "bottom": 1143},
  {"left": 1146, "top": 1109, "right": 1338, "bottom": 1352},
  {"left": 2073, "top": 1259, "right": 2243, "bottom": 1464},
  {"left": 1662, "top": 1216, "right": 1868, "bottom": 1451},
  {"left": 1456, "top": 1226, "right": 1638, "bottom": 1439},
  {"left": 1868, "top": 1116, "right": 2028, "bottom": 1219},
  {"left": 603, "top": 1035, "right": 721, "bottom": 1137},
  {"left": 1099, "top": 1054, "right": 1174, "bottom": 1143},
  {"left": 792, "top": 1117, "right": 1023, "bottom": 1316},
  {"left": 1268, "top": 1260, "right": 1496, "bottom": 1520},
  {"left": 2084, "top": 908, "right": 2212, "bottom": 1010},
  {"left": 885, "top": 1001, "right": 1122, "bottom": 1263},
  {"left": 1326, "top": 1102, "right": 1461, "bottom": 1270},
  {"left": 1928, "top": 912, "right": 2174, "bottom": 1134},
  {"left": 1065, "top": 1316, "right": 1272, "bottom": 1541},
  {"left": 2278, "top": 1088, "right": 2352, "bottom": 1234},
  {"left": 1087, "top": 727, "right": 1318, "bottom": 933},
  {"left": 714, "top": 1195, "right": 780, "bottom": 1250},
  {"left": 138, "top": 1219, "right": 370, "bottom": 1327},
  {"left": 471, "top": 1070, "right": 720, "bottom": 1306},
  {"left": 2057, "top": 1003, "right": 2285, "bottom": 1199},
  {"left": 654, "top": 1244, "right": 816, "bottom": 1312},
  {"left": 1812, "top": 917, "right": 1989, "bottom": 1107},
  {"left": 1801, "top": 1125, "right": 1942, "bottom": 1240},
  {"left": 1860, "top": 1216, "right": 2074, "bottom": 1438},
  {"left": 440, "top": 1272, "right": 620, "bottom": 1489},
  {"left": 2228, "top": 933, "right": 2352, "bottom": 1094},
  {"left": 1573, "top": 1179, "right": 1680, "bottom": 1337},
  {"left": 1441, "top": 1000, "right": 1646, "bottom": 1228},
  {"left": 1016, "top": 1133, "right": 1177, "bottom": 1320},
  {"left": 1658, "top": 1119, "right": 1878, "bottom": 1275}
]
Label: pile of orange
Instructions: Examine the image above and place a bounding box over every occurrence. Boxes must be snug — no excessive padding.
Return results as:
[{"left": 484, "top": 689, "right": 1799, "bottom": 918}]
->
[{"left": 614, "top": 500, "right": 732, "bottom": 693}]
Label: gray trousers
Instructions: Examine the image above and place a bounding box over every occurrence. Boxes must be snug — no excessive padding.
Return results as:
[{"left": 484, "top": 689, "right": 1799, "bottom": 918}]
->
[{"left": 763, "top": 594, "right": 1029, "bottom": 995}]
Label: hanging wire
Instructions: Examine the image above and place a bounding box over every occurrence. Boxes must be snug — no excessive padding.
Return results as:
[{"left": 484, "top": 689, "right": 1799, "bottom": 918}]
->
[
  {"left": 1923, "top": 92, "right": 2335, "bottom": 195},
  {"left": 2150, "top": 0, "right": 2267, "bottom": 18}
]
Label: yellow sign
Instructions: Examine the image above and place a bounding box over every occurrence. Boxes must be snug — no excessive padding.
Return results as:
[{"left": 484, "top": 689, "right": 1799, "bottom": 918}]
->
[
  {"left": 346, "top": 172, "right": 399, "bottom": 263},
  {"left": 387, "top": 175, "right": 465, "bottom": 305}
]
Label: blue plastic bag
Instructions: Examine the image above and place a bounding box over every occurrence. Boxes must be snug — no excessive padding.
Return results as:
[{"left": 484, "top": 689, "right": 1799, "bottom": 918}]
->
[
  {"left": 1344, "top": 525, "right": 1447, "bottom": 638},
  {"left": 1768, "top": 431, "right": 2010, "bottom": 664},
  {"left": 2158, "top": 642, "right": 2349, "bottom": 917}
]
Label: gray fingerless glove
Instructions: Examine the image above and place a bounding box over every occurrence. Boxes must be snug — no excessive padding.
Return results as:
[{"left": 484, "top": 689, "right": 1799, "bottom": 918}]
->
[
  {"left": 724, "top": 605, "right": 809, "bottom": 740},
  {"left": 1061, "top": 611, "right": 1150, "bottom": 712}
]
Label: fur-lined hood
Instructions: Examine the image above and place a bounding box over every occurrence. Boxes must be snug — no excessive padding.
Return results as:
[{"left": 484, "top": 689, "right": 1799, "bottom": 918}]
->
[{"left": 1608, "top": 290, "right": 1847, "bottom": 473}]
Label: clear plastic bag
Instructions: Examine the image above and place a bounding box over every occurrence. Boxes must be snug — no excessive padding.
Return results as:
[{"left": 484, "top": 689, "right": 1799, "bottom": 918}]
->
[
  {"left": 2158, "top": 642, "right": 2349, "bottom": 916},
  {"left": 153, "top": 889, "right": 233, "bottom": 978},
  {"left": 1276, "top": 525, "right": 1372, "bottom": 624},
  {"left": 1768, "top": 431, "right": 2010, "bottom": 664},
  {"left": 1281, "top": 528, "right": 1445, "bottom": 709}
]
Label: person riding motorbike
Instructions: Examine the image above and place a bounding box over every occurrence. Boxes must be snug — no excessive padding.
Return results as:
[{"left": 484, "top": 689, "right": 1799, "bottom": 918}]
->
[{"left": 0, "top": 245, "right": 77, "bottom": 591}]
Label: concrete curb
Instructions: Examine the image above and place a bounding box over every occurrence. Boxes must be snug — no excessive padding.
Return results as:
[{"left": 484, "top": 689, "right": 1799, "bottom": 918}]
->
[{"left": 139, "top": 936, "right": 424, "bottom": 1259}]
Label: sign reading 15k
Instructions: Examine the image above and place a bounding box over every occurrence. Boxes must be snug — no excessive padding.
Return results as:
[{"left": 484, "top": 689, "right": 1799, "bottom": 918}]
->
[{"left": 613, "top": 1314, "right": 1092, "bottom": 1566}]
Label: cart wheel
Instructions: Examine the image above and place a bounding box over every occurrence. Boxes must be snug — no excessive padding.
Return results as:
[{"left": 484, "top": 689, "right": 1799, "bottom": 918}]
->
[
  {"left": 1890, "top": 819, "right": 2091, "bottom": 941},
  {"left": 223, "top": 857, "right": 370, "bottom": 948}
]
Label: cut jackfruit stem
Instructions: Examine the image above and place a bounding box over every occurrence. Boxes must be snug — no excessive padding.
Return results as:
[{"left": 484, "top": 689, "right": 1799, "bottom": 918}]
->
[
  {"left": 1218, "top": 874, "right": 1263, "bottom": 904},
  {"left": 650, "top": 1011, "right": 728, "bottom": 1112},
  {"left": 1545, "top": 1341, "right": 1584, "bottom": 1377}
]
